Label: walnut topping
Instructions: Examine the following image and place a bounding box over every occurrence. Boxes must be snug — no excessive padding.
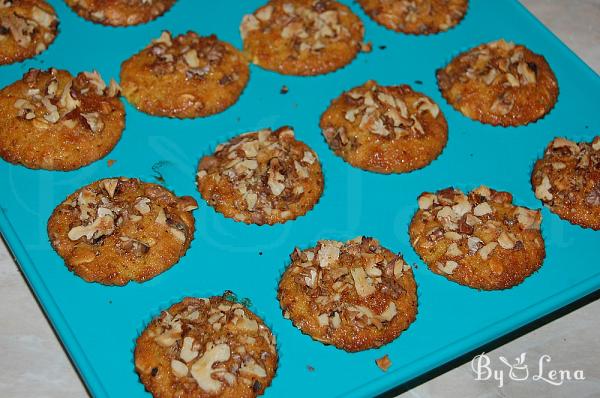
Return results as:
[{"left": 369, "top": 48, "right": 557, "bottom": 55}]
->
[
  {"left": 439, "top": 39, "right": 552, "bottom": 123},
  {"left": 190, "top": 343, "right": 231, "bottom": 393},
  {"left": 197, "top": 127, "right": 320, "bottom": 224},
  {"left": 418, "top": 193, "right": 437, "bottom": 210},
  {"left": 241, "top": 0, "right": 355, "bottom": 52},
  {"left": 414, "top": 186, "right": 543, "bottom": 268},
  {"left": 317, "top": 240, "right": 341, "bottom": 268},
  {"left": 497, "top": 231, "right": 516, "bottom": 249},
  {"left": 350, "top": 267, "right": 375, "bottom": 297},
  {"left": 473, "top": 201, "right": 493, "bottom": 216},
  {"left": 458, "top": 40, "right": 539, "bottom": 89},
  {"left": 142, "top": 297, "right": 277, "bottom": 395},
  {"left": 515, "top": 207, "right": 541, "bottom": 230},
  {"left": 255, "top": 5, "right": 273, "bottom": 21},
  {"left": 240, "top": 14, "right": 260, "bottom": 39},
  {"left": 437, "top": 260, "right": 457, "bottom": 275},
  {"left": 171, "top": 359, "right": 188, "bottom": 378},
  {"left": 154, "top": 312, "right": 183, "bottom": 347},
  {"left": 551, "top": 137, "right": 580, "bottom": 155},
  {"left": 533, "top": 136, "right": 600, "bottom": 228},
  {"left": 0, "top": 4, "right": 56, "bottom": 49},
  {"left": 478, "top": 242, "right": 498, "bottom": 260},
  {"left": 14, "top": 69, "right": 118, "bottom": 131},
  {"left": 81, "top": 112, "right": 104, "bottom": 133},
  {"left": 282, "top": 237, "right": 410, "bottom": 337},
  {"left": 535, "top": 175, "right": 553, "bottom": 201},
  {"left": 148, "top": 31, "right": 227, "bottom": 80},
  {"left": 68, "top": 210, "right": 115, "bottom": 241},
  {"left": 134, "top": 197, "right": 151, "bottom": 214},
  {"left": 586, "top": 186, "right": 600, "bottom": 206},
  {"left": 152, "top": 30, "right": 172, "bottom": 46},
  {"left": 101, "top": 179, "right": 118, "bottom": 198},
  {"left": 490, "top": 92, "right": 514, "bottom": 115},
  {"left": 180, "top": 336, "right": 199, "bottom": 363},
  {"left": 337, "top": 81, "right": 440, "bottom": 140}
]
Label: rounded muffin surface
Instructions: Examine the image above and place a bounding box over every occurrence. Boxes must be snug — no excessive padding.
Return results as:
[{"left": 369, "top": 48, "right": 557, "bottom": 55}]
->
[
  {"left": 196, "top": 127, "right": 324, "bottom": 225},
  {"left": 320, "top": 80, "right": 448, "bottom": 173},
  {"left": 357, "top": 0, "right": 468, "bottom": 34},
  {"left": 409, "top": 186, "right": 545, "bottom": 290},
  {"left": 0, "top": 68, "right": 124, "bottom": 170},
  {"left": 120, "top": 31, "right": 249, "bottom": 118},
  {"left": 278, "top": 236, "right": 418, "bottom": 352},
  {"left": 532, "top": 136, "right": 600, "bottom": 230},
  {"left": 48, "top": 177, "right": 197, "bottom": 285},
  {"left": 64, "top": 0, "right": 176, "bottom": 26},
  {"left": 0, "top": 0, "right": 58, "bottom": 65},
  {"left": 240, "top": 0, "right": 365, "bottom": 75},
  {"left": 437, "top": 39, "right": 558, "bottom": 126},
  {"left": 135, "top": 296, "right": 278, "bottom": 398}
]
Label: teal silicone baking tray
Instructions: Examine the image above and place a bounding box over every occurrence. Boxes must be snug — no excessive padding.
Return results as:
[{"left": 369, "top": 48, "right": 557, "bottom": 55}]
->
[{"left": 1, "top": 0, "right": 599, "bottom": 397}]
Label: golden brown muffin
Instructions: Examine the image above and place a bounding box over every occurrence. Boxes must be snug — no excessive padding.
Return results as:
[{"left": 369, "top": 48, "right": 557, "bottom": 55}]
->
[
  {"left": 135, "top": 296, "right": 278, "bottom": 398},
  {"left": 47, "top": 177, "right": 197, "bottom": 285},
  {"left": 357, "top": 0, "right": 468, "bottom": 34},
  {"left": 240, "top": 0, "right": 365, "bottom": 76},
  {"left": 120, "top": 31, "right": 249, "bottom": 118},
  {"left": 532, "top": 136, "right": 600, "bottom": 230},
  {"left": 64, "top": 0, "right": 176, "bottom": 26},
  {"left": 0, "top": 68, "right": 124, "bottom": 170},
  {"left": 320, "top": 80, "right": 448, "bottom": 173},
  {"left": 278, "top": 237, "right": 418, "bottom": 352},
  {"left": 196, "top": 127, "right": 324, "bottom": 225},
  {"left": 409, "top": 186, "right": 546, "bottom": 290},
  {"left": 437, "top": 39, "right": 558, "bottom": 126},
  {"left": 0, "top": 0, "right": 58, "bottom": 64}
]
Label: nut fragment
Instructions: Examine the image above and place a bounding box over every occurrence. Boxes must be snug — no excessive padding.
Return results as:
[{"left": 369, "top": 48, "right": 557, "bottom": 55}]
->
[
  {"left": 375, "top": 355, "right": 392, "bottom": 372},
  {"left": 134, "top": 197, "right": 151, "bottom": 214},
  {"left": 180, "top": 336, "right": 199, "bottom": 362},
  {"left": 535, "top": 175, "right": 553, "bottom": 201},
  {"left": 171, "top": 359, "right": 188, "bottom": 377},
  {"left": 350, "top": 267, "right": 375, "bottom": 297},
  {"left": 473, "top": 202, "right": 493, "bottom": 216},
  {"left": 317, "top": 241, "right": 341, "bottom": 268},
  {"left": 190, "top": 343, "right": 231, "bottom": 393},
  {"left": 478, "top": 242, "right": 498, "bottom": 260},
  {"left": 101, "top": 179, "right": 118, "bottom": 198},
  {"left": 438, "top": 260, "right": 459, "bottom": 275},
  {"left": 497, "top": 232, "right": 515, "bottom": 249}
]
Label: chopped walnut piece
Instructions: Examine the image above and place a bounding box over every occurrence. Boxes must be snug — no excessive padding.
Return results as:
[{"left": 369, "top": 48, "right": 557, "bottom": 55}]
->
[
  {"left": 478, "top": 242, "right": 498, "bottom": 260},
  {"left": 375, "top": 355, "right": 392, "bottom": 372},
  {"left": 535, "top": 175, "right": 553, "bottom": 201},
  {"left": 171, "top": 359, "right": 188, "bottom": 378},
  {"left": 190, "top": 343, "right": 231, "bottom": 393},
  {"left": 279, "top": 236, "right": 416, "bottom": 351},
  {"left": 350, "top": 267, "right": 376, "bottom": 297}
]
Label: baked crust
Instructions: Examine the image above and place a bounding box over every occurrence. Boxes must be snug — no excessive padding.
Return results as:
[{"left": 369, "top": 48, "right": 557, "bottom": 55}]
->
[
  {"left": 120, "top": 31, "right": 249, "bottom": 118},
  {"left": 135, "top": 296, "right": 278, "bottom": 398},
  {"left": 532, "top": 136, "right": 600, "bottom": 230},
  {"left": 48, "top": 177, "right": 197, "bottom": 285},
  {"left": 357, "top": 0, "right": 468, "bottom": 34},
  {"left": 409, "top": 186, "right": 546, "bottom": 290},
  {"left": 437, "top": 39, "right": 558, "bottom": 126},
  {"left": 196, "top": 127, "right": 324, "bottom": 225},
  {"left": 240, "top": 0, "right": 364, "bottom": 76},
  {"left": 0, "top": 68, "right": 124, "bottom": 170},
  {"left": 0, "top": 0, "right": 58, "bottom": 64},
  {"left": 64, "top": 0, "right": 176, "bottom": 26},
  {"left": 278, "top": 236, "right": 418, "bottom": 352},
  {"left": 320, "top": 80, "right": 448, "bottom": 173}
]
